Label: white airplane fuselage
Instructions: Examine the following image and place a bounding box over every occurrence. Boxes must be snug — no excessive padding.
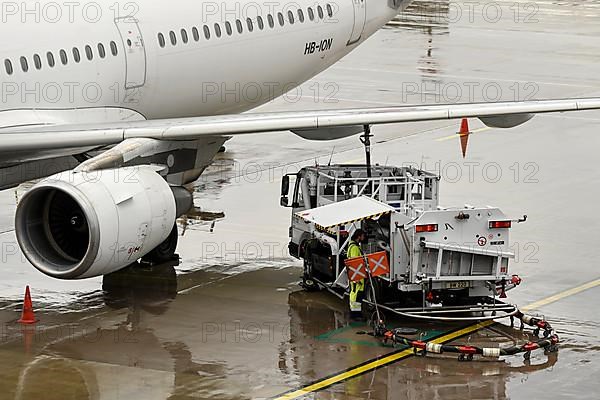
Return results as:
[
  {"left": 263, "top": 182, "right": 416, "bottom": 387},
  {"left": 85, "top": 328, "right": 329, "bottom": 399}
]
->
[{"left": 0, "top": 0, "right": 407, "bottom": 127}]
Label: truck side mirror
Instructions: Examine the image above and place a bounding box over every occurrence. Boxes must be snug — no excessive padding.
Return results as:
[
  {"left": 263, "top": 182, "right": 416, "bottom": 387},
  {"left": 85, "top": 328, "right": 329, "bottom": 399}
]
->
[
  {"left": 281, "top": 175, "right": 290, "bottom": 196},
  {"left": 280, "top": 196, "right": 289, "bottom": 207}
]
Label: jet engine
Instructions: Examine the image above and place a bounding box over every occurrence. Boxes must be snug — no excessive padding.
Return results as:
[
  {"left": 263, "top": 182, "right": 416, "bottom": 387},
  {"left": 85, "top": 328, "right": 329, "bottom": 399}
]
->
[{"left": 15, "top": 166, "right": 192, "bottom": 279}]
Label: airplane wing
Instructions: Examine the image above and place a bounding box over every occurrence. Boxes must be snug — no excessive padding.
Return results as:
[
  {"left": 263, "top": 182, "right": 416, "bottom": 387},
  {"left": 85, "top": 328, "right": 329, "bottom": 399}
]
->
[
  {"left": 11, "top": 98, "right": 600, "bottom": 280},
  {"left": 2, "top": 98, "right": 600, "bottom": 152}
]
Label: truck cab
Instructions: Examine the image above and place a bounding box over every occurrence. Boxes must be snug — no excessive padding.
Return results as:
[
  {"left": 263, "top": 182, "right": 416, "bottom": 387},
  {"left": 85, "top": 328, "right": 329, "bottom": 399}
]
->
[{"left": 281, "top": 164, "right": 439, "bottom": 257}]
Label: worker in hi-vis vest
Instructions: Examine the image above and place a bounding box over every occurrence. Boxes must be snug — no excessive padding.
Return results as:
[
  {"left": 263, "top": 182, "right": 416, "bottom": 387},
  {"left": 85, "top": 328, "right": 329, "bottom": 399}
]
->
[{"left": 347, "top": 229, "right": 367, "bottom": 315}]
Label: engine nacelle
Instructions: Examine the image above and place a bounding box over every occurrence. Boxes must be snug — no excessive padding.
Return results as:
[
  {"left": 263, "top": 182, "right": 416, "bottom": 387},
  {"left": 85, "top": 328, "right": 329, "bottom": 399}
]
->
[{"left": 15, "top": 166, "right": 183, "bottom": 279}]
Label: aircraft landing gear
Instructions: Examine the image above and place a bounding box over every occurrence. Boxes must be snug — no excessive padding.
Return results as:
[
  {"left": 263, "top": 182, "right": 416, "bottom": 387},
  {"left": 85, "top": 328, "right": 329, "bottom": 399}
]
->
[{"left": 142, "top": 224, "right": 179, "bottom": 264}]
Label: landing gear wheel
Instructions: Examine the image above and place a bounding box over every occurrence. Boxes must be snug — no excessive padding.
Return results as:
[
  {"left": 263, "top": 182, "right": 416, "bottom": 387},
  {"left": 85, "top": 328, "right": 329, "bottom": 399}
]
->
[{"left": 142, "top": 224, "right": 179, "bottom": 265}]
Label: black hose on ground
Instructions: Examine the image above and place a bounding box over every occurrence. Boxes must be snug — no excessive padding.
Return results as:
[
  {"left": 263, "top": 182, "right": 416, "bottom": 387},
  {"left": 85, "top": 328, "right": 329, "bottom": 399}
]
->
[{"left": 378, "top": 310, "right": 559, "bottom": 361}]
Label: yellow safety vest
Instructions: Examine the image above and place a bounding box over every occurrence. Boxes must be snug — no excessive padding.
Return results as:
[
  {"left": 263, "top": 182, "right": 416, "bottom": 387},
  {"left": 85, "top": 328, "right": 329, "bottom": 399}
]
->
[
  {"left": 347, "top": 241, "right": 363, "bottom": 259},
  {"left": 348, "top": 240, "right": 365, "bottom": 312}
]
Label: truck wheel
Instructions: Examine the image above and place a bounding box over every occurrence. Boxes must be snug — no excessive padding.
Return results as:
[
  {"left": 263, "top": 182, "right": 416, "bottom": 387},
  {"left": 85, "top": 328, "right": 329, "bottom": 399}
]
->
[
  {"left": 365, "top": 277, "right": 385, "bottom": 304},
  {"left": 301, "top": 258, "right": 320, "bottom": 291}
]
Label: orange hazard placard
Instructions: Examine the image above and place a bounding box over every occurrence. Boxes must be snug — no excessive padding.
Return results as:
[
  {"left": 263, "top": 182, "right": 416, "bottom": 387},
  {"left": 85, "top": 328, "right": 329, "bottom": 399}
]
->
[
  {"left": 367, "top": 251, "right": 390, "bottom": 278},
  {"left": 345, "top": 251, "right": 390, "bottom": 281},
  {"left": 345, "top": 256, "right": 367, "bottom": 282}
]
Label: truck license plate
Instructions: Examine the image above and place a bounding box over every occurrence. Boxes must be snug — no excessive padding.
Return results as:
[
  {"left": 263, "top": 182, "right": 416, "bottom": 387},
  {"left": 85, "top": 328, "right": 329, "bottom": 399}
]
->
[{"left": 445, "top": 281, "right": 469, "bottom": 289}]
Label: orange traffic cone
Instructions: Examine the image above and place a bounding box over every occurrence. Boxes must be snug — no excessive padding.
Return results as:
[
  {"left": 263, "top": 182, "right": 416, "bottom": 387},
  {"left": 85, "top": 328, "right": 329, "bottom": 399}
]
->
[
  {"left": 18, "top": 286, "right": 37, "bottom": 324},
  {"left": 458, "top": 118, "right": 471, "bottom": 158}
]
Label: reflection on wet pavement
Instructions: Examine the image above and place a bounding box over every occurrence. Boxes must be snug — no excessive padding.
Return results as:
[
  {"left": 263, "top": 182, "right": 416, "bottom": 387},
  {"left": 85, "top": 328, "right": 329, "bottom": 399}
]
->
[{"left": 0, "top": 264, "right": 574, "bottom": 400}]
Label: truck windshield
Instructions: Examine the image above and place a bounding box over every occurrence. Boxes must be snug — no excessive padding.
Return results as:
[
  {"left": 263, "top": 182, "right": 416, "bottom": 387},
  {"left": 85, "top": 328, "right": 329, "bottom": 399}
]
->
[{"left": 293, "top": 177, "right": 305, "bottom": 207}]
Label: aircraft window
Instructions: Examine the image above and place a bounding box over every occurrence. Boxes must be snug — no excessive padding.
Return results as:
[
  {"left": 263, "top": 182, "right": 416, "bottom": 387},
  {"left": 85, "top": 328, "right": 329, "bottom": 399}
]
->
[
  {"left": 181, "top": 29, "right": 188, "bottom": 43},
  {"left": 47, "top": 52, "right": 55, "bottom": 67},
  {"left": 225, "top": 21, "right": 232, "bottom": 35},
  {"left": 214, "top": 23, "right": 221, "bottom": 38},
  {"left": 308, "top": 7, "right": 315, "bottom": 21},
  {"left": 203, "top": 25, "right": 210, "bottom": 39},
  {"left": 257, "top": 16, "right": 264, "bottom": 30},
  {"left": 236, "top": 19, "right": 243, "bottom": 33},
  {"left": 110, "top": 41, "right": 118, "bottom": 56},
  {"left": 98, "top": 43, "right": 106, "bottom": 58},
  {"left": 85, "top": 45, "right": 93, "bottom": 60},
  {"left": 192, "top": 27, "right": 200, "bottom": 41},
  {"left": 158, "top": 33, "right": 165, "bottom": 47},
  {"left": 60, "top": 49, "right": 68, "bottom": 65},
  {"left": 298, "top": 9, "right": 305, "bottom": 22},
  {"left": 278, "top": 12, "right": 284, "bottom": 26},
  {"left": 72, "top": 47, "right": 81, "bottom": 63},
  {"left": 267, "top": 14, "right": 274, "bottom": 28},
  {"left": 327, "top": 4, "right": 333, "bottom": 17},
  {"left": 247, "top": 18, "right": 253, "bottom": 32},
  {"left": 169, "top": 31, "right": 177, "bottom": 45},
  {"left": 20, "top": 56, "right": 28, "bottom": 72},
  {"left": 318, "top": 6, "right": 324, "bottom": 19},
  {"left": 288, "top": 10, "right": 294, "bottom": 24},
  {"left": 33, "top": 54, "right": 42, "bottom": 70},
  {"left": 4, "top": 59, "right": 13, "bottom": 75}
]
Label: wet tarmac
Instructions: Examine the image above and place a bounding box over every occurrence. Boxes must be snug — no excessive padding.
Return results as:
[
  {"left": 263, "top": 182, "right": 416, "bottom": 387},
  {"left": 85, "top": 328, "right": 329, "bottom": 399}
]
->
[{"left": 2, "top": 0, "right": 600, "bottom": 398}]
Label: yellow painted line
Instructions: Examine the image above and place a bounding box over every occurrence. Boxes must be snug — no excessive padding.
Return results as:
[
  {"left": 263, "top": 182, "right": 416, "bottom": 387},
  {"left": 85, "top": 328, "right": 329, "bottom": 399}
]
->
[
  {"left": 273, "top": 321, "right": 492, "bottom": 400},
  {"left": 521, "top": 278, "right": 600, "bottom": 312},
  {"left": 272, "top": 278, "right": 600, "bottom": 400},
  {"left": 436, "top": 127, "right": 491, "bottom": 142}
]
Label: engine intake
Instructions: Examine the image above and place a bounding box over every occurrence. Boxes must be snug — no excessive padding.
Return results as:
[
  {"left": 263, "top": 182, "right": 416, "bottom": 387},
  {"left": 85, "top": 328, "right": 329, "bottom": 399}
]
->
[
  {"left": 16, "top": 184, "right": 99, "bottom": 278},
  {"left": 16, "top": 166, "right": 189, "bottom": 279}
]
